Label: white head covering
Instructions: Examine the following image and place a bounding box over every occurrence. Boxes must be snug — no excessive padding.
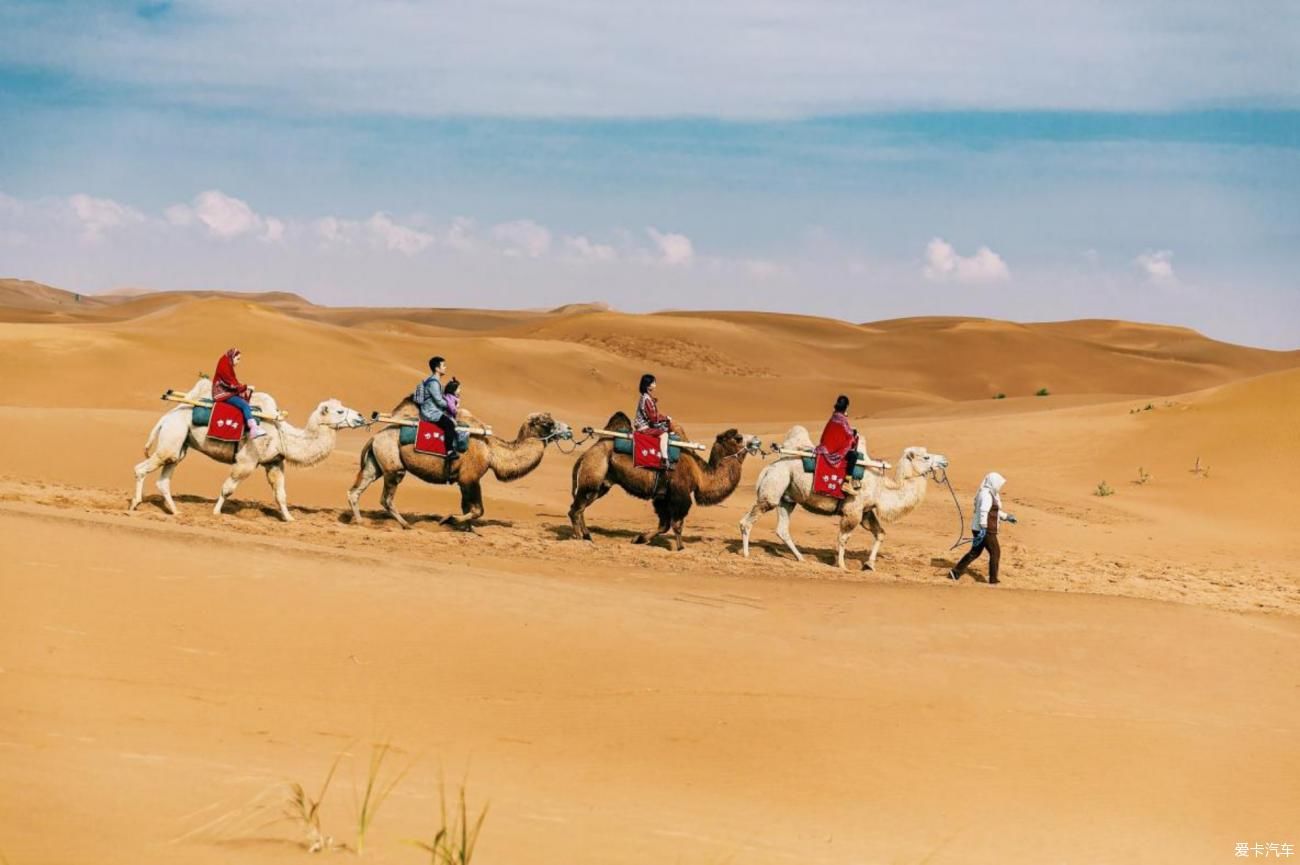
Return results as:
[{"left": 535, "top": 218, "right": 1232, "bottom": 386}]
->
[{"left": 978, "top": 472, "right": 1006, "bottom": 508}]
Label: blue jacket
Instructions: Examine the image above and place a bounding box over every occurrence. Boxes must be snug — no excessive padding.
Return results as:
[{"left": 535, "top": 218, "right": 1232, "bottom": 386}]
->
[{"left": 413, "top": 375, "right": 448, "bottom": 422}]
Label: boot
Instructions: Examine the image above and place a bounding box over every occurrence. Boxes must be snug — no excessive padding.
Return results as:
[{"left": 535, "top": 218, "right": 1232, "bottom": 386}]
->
[{"left": 247, "top": 419, "right": 268, "bottom": 439}]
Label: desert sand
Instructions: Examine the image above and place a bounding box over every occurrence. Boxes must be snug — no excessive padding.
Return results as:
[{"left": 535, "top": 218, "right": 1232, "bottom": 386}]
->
[{"left": 1, "top": 278, "right": 1297, "bottom": 864}]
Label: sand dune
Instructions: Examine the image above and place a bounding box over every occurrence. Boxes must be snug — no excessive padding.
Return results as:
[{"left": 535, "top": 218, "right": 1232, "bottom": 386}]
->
[{"left": 1, "top": 283, "right": 1297, "bottom": 865}]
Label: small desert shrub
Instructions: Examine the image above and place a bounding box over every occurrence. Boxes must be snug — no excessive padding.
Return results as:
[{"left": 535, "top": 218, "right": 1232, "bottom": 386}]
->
[
  {"left": 1035, "top": 387, "right": 1050, "bottom": 397},
  {"left": 410, "top": 776, "right": 489, "bottom": 865},
  {"left": 1144, "top": 404, "right": 1154, "bottom": 411},
  {"left": 1136, "top": 467, "right": 1151, "bottom": 485},
  {"left": 993, "top": 392, "right": 1006, "bottom": 400},
  {"left": 354, "top": 742, "right": 410, "bottom": 855},
  {"left": 1191, "top": 456, "right": 1211, "bottom": 478},
  {"left": 1095, "top": 480, "right": 1114, "bottom": 497}
]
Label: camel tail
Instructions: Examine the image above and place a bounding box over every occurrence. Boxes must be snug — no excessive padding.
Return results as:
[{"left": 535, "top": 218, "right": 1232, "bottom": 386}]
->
[
  {"left": 143, "top": 416, "right": 165, "bottom": 457},
  {"left": 358, "top": 438, "right": 376, "bottom": 471}
]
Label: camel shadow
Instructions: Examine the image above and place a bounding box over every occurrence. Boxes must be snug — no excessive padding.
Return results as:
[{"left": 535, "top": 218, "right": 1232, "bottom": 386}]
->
[
  {"left": 541, "top": 522, "right": 705, "bottom": 547},
  {"left": 722, "top": 538, "right": 794, "bottom": 561}
]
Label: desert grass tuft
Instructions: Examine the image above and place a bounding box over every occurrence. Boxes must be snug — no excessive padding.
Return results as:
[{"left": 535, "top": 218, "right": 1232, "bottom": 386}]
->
[
  {"left": 1095, "top": 480, "right": 1114, "bottom": 497},
  {"left": 1135, "top": 466, "right": 1151, "bottom": 485},
  {"left": 353, "top": 742, "right": 411, "bottom": 855},
  {"left": 1035, "top": 387, "right": 1050, "bottom": 397},
  {"left": 285, "top": 747, "right": 349, "bottom": 852},
  {"left": 409, "top": 774, "right": 489, "bottom": 865}
]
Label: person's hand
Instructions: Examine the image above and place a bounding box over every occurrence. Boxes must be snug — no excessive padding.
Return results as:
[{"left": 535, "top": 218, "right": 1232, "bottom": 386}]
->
[
  {"left": 1006, "top": 514, "right": 1018, "bottom": 525},
  {"left": 973, "top": 528, "right": 986, "bottom": 544}
]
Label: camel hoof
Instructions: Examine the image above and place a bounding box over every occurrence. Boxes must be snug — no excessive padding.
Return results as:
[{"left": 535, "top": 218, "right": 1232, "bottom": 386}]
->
[
  {"left": 632, "top": 535, "right": 649, "bottom": 545},
  {"left": 862, "top": 561, "right": 875, "bottom": 572}
]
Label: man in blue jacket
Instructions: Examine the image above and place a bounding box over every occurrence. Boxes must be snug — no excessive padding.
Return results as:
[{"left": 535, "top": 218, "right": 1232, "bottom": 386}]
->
[{"left": 413, "top": 355, "right": 459, "bottom": 460}]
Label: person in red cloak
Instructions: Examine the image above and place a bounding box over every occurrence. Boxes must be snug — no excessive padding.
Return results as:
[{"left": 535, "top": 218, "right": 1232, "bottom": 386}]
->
[
  {"left": 212, "top": 348, "right": 266, "bottom": 438},
  {"left": 815, "top": 394, "right": 860, "bottom": 489}
]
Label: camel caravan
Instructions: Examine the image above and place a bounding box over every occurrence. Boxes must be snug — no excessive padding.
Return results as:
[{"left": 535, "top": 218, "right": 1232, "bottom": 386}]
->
[{"left": 130, "top": 352, "right": 1009, "bottom": 578}]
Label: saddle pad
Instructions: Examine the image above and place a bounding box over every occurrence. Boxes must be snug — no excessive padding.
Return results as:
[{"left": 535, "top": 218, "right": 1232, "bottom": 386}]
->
[
  {"left": 613, "top": 435, "right": 681, "bottom": 461},
  {"left": 812, "top": 453, "right": 848, "bottom": 499},
  {"left": 207, "top": 400, "right": 245, "bottom": 442},
  {"left": 413, "top": 419, "right": 448, "bottom": 456},
  {"left": 400, "top": 423, "right": 469, "bottom": 452},
  {"left": 802, "top": 455, "right": 864, "bottom": 480}
]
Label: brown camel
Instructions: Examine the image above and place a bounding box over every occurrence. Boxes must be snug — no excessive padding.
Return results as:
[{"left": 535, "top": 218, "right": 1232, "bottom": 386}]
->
[
  {"left": 347, "top": 398, "right": 571, "bottom": 529},
  {"left": 568, "top": 411, "right": 759, "bottom": 550}
]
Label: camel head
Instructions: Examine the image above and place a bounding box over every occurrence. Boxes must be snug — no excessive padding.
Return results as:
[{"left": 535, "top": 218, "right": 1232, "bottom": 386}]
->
[
  {"left": 312, "top": 399, "right": 367, "bottom": 430},
  {"left": 896, "top": 446, "right": 948, "bottom": 479},
  {"left": 711, "top": 429, "right": 762, "bottom": 460},
  {"left": 523, "top": 412, "right": 573, "bottom": 443}
]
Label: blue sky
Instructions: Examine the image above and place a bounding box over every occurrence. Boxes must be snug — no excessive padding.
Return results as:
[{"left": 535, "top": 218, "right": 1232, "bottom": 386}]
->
[{"left": 1, "top": 0, "right": 1297, "bottom": 347}]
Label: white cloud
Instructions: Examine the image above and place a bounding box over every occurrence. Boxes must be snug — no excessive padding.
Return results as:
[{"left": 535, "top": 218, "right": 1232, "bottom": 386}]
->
[
  {"left": 366, "top": 212, "right": 433, "bottom": 255},
  {"left": 923, "top": 237, "right": 1010, "bottom": 283},
  {"left": 313, "top": 212, "right": 434, "bottom": 255},
  {"left": 492, "top": 219, "right": 552, "bottom": 258},
  {"left": 562, "top": 234, "right": 617, "bottom": 263},
  {"left": 444, "top": 216, "right": 478, "bottom": 252},
  {"left": 647, "top": 227, "right": 694, "bottom": 267},
  {"left": 168, "top": 190, "right": 283, "bottom": 242},
  {"left": 1135, "top": 249, "right": 1176, "bottom": 283},
  {"left": 69, "top": 193, "right": 144, "bottom": 240}
]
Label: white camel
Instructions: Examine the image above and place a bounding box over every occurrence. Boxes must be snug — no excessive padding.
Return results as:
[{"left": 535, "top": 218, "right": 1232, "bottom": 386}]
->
[
  {"left": 739, "top": 426, "right": 948, "bottom": 570},
  {"left": 131, "top": 378, "right": 366, "bottom": 521}
]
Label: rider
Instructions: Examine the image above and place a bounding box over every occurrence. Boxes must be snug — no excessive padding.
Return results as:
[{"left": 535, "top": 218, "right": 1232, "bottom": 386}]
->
[
  {"left": 212, "top": 348, "right": 266, "bottom": 439},
  {"left": 948, "top": 472, "right": 1017, "bottom": 585},
  {"left": 816, "top": 395, "right": 860, "bottom": 490},
  {"left": 634, "top": 373, "right": 672, "bottom": 469},
  {"left": 443, "top": 378, "right": 461, "bottom": 420},
  {"left": 413, "top": 356, "right": 459, "bottom": 460}
]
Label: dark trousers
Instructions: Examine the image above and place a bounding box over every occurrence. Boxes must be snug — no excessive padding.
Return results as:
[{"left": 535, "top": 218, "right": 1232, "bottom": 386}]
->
[
  {"left": 954, "top": 530, "right": 1001, "bottom": 579},
  {"left": 436, "top": 414, "right": 459, "bottom": 456},
  {"left": 845, "top": 450, "right": 859, "bottom": 477}
]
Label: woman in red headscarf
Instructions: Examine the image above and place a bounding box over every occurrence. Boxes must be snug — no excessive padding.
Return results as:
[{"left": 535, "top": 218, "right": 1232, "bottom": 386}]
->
[
  {"left": 815, "top": 394, "right": 859, "bottom": 484},
  {"left": 212, "top": 348, "right": 266, "bottom": 438}
]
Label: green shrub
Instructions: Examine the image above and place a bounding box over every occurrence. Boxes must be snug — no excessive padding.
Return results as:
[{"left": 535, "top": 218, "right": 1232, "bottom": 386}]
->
[{"left": 1035, "top": 387, "right": 1050, "bottom": 397}]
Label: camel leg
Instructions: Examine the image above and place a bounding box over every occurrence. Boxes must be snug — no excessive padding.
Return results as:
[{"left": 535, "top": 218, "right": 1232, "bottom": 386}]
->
[
  {"left": 443, "top": 481, "right": 484, "bottom": 529},
  {"left": 861, "top": 509, "right": 885, "bottom": 571},
  {"left": 634, "top": 499, "right": 673, "bottom": 546},
  {"left": 214, "top": 459, "right": 257, "bottom": 516},
  {"left": 568, "top": 482, "right": 610, "bottom": 542},
  {"left": 670, "top": 513, "right": 686, "bottom": 552},
  {"left": 380, "top": 472, "right": 411, "bottom": 529},
  {"left": 131, "top": 453, "right": 165, "bottom": 511},
  {"left": 774, "top": 500, "right": 804, "bottom": 562},
  {"left": 739, "top": 499, "right": 775, "bottom": 558},
  {"left": 156, "top": 461, "right": 180, "bottom": 515},
  {"left": 835, "top": 511, "right": 857, "bottom": 571},
  {"left": 265, "top": 462, "right": 292, "bottom": 522},
  {"left": 347, "top": 450, "right": 383, "bottom": 523}
]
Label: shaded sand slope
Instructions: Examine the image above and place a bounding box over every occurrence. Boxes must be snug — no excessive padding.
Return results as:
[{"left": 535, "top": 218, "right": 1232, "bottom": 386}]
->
[{"left": 1, "top": 509, "right": 1296, "bottom": 865}]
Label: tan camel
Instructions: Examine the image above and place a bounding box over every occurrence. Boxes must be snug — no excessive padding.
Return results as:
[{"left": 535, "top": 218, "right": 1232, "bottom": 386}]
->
[
  {"left": 131, "top": 378, "right": 367, "bottom": 520},
  {"left": 739, "top": 426, "right": 948, "bottom": 570},
  {"left": 568, "top": 411, "right": 760, "bottom": 550},
  {"left": 347, "top": 397, "right": 571, "bottom": 529}
]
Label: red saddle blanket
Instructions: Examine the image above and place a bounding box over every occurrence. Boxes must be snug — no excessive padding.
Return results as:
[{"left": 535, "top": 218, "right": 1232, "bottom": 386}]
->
[
  {"left": 207, "top": 400, "right": 246, "bottom": 442},
  {"left": 414, "top": 419, "right": 448, "bottom": 456},
  {"left": 812, "top": 453, "right": 847, "bottom": 499},
  {"left": 632, "top": 431, "right": 668, "bottom": 470}
]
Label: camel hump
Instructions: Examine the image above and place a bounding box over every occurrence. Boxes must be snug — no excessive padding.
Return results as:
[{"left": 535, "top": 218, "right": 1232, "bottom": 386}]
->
[
  {"left": 783, "top": 425, "right": 814, "bottom": 450},
  {"left": 605, "top": 411, "right": 632, "bottom": 432},
  {"left": 183, "top": 377, "right": 213, "bottom": 401},
  {"left": 390, "top": 396, "right": 419, "bottom": 418}
]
